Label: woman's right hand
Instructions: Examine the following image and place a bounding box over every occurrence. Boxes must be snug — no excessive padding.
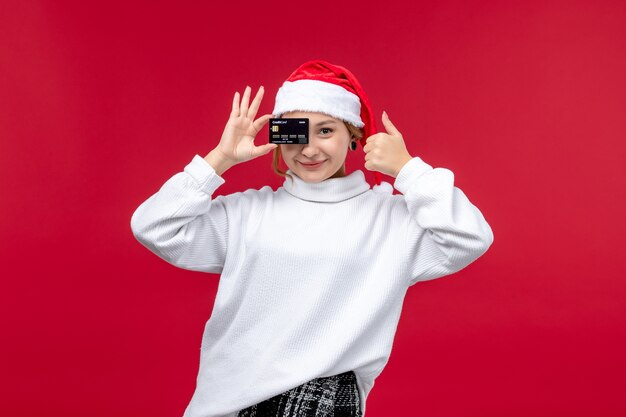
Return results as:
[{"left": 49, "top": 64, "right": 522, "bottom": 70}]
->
[{"left": 210, "top": 85, "right": 277, "bottom": 169}]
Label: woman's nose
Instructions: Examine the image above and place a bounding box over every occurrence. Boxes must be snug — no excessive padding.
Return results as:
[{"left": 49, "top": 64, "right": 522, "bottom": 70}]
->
[{"left": 301, "top": 141, "right": 319, "bottom": 157}]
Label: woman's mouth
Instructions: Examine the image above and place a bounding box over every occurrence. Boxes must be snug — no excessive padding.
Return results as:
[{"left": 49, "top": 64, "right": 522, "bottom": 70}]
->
[{"left": 298, "top": 160, "right": 326, "bottom": 169}]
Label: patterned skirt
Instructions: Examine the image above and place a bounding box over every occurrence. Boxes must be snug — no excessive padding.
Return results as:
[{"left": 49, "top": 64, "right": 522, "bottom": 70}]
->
[{"left": 236, "top": 370, "right": 362, "bottom": 417}]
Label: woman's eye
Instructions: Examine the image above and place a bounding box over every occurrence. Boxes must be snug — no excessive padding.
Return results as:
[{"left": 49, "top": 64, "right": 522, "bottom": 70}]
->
[{"left": 320, "top": 128, "right": 333, "bottom": 135}]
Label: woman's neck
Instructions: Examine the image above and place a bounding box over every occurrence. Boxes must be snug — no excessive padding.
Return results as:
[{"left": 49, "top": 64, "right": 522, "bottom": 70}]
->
[{"left": 328, "top": 164, "right": 346, "bottom": 180}]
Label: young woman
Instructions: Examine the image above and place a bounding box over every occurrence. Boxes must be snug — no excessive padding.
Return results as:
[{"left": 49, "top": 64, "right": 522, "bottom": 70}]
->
[{"left": 131, "top": 60, "right": 494, "bottom": 417}]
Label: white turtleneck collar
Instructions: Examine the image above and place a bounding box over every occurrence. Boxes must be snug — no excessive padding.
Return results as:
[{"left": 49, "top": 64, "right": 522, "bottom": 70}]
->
[{"left": 282, "top": 169, "right": 372, "bottom": 203}]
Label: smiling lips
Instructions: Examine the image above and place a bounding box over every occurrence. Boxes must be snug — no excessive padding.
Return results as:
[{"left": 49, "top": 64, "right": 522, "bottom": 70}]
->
[{"left": 298, "top": 160, "right": 326, "bottom": 168}]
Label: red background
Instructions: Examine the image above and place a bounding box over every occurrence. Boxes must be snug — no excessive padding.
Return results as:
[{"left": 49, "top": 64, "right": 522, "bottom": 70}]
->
[{"left": 2, "top": 0, "right": 625, "bottom": 416}]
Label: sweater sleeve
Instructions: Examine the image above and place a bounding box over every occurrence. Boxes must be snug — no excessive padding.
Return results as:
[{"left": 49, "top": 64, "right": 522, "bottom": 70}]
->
[
  {"left": 130, "top": 154, "right": 229, "bottom": 274},
  {"left": 393, "top": 156, "right": 494, "bottom": 286}
]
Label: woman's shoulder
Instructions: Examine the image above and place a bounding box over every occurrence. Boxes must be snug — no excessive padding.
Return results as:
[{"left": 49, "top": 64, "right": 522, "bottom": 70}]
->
[
  {"left": 217, "top": 184, "right": 277, "bottom": 205},
  {"left": 361, "top": 185, "right": 412, "bottom": 216},
  {"left": 367, "top": 182, "right": 405, "bottom": 202}
]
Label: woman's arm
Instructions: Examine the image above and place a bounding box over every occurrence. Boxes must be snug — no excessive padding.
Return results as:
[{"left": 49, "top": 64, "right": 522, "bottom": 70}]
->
[
  {"left": 394, "top": 156, "right": 494, "bottom": 285},
  {"left": 130, "top": 86, "right": 277, "bottom": 273},
  {"left": 130, "top": 155, "right": 230, "bottom": 273}
]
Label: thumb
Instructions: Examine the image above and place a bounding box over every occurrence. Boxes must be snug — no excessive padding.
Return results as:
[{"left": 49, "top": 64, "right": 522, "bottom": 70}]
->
[
  {"left": 381, "top": 111, "right": 401, "bottom": 136},
  {"left": 252, "top": 113, "right": 274, "bottom": 133},
  {"left": 251, "top": 142, "right": 278, "bottom": 158}
]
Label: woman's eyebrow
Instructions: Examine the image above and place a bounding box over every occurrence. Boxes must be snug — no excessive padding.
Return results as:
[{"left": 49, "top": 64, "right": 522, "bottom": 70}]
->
[{"left": 313, "top": 120, "right": 338, "bottom": 127}]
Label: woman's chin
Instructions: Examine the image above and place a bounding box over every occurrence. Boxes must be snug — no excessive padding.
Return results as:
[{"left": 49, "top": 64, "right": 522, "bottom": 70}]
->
[
  {"left": 295, "top": 169, "right": 328, "bottom": 183},
  {"left": 299, "top": 173, "right": 325, "bottom": 182}
]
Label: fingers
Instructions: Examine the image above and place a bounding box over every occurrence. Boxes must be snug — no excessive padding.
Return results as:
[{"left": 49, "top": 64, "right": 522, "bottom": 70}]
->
[
  {"left": 251, "top": 113, "right": 273, "bottom": 133},
  {"left": 381, "top": 111, "right": 401, "bottom": 136},
  {"left": 251, "top": 142, "right": 279, "bottom": 159},
  {"left": 240, "top": 86, "right": 252, "bottom": 116},
  {"left": 363, "top": 136, "right": 377, "bottom": 154},
  {"left": 247, "top": 86, "right": 264, "bottom": 121},
  {"left": 231, "top": 91, "right": 240, "bottom": 117},
  {"left": 232, "top": 86, "right": 265, "bottom": 120}
]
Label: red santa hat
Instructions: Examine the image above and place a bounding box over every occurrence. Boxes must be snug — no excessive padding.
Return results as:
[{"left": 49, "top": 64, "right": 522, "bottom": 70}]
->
[{"left": 272, "top": 59, "right": 384, "bottom": 186}]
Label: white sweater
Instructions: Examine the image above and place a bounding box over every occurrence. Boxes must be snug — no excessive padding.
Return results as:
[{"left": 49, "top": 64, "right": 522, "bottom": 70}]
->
[{"left": 130, "top": 154, "right": 494, "bottom": 417}]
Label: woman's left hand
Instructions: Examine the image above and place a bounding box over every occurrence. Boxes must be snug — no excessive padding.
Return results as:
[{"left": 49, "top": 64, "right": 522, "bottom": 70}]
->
[{"left": 363, "top": 111, "right": 413, "bottom": 178}]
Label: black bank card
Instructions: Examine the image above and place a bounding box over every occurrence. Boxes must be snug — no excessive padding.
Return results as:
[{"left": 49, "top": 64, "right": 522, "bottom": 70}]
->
[{"left": 269, "top": 118, "right": 309, "bottom": 144}]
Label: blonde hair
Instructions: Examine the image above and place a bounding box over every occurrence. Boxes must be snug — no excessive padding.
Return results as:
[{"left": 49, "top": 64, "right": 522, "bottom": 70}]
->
[{"left": 272, "top": 121, "right": 364, "bottom": 182}]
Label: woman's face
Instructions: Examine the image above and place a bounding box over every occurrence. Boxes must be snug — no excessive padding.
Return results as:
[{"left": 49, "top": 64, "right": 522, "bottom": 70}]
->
[{"left": 279, "top": 111, "right": 352, "bottom": 183}]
